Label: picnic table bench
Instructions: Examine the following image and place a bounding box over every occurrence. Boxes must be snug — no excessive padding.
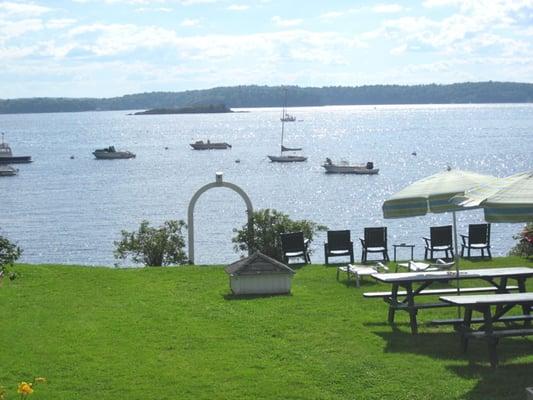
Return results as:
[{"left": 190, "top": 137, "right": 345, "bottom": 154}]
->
[
  {"left": 440, "top": 292, "right": 533, "bottom": 367},
  {"left": 365, "top": 267, "right": 533, "bottom": 334}
]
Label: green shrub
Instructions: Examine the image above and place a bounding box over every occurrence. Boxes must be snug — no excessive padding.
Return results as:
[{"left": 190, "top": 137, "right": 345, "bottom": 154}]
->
[
  {"left": 508, "top": 222, "right": 533, "bottom": 257},
  {"left": 114, "top": 220, "right": 188, "bottom": 266},
  {"left": 232, "top": 208, "right": 326, "bottom": 261},
  {"left": 0, "top": 234, "right": 22, "bottom": 281}
]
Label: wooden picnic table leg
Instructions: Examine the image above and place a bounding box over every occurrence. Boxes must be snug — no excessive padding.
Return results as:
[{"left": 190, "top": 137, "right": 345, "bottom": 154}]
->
[
  {"left": 517, "top": 277, "right": 527, "bottom": 293},
  {"left": 461, "top": 307, "right": 473, "bottom": 353},
  {"left": 481, "top": 306, "right": 498, "bottom": 368},
  {"left": 522, "top": 302, "right": 531, "bottom": 328},
  {"left": 387, "top": 284, "right": 399, "bottom": 324},
  {"left": 405, "top": 283, "right": 418, "bottom": 335}
]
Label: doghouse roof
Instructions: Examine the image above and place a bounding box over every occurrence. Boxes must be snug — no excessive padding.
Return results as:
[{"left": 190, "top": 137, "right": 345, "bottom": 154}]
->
[{"left": 225, "top": 252, "right": 295, "bottom": 276}]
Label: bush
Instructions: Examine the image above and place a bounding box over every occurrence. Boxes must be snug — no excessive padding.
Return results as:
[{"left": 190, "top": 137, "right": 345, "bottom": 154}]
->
[
  {"left": 508, "top": 222, "right": 533, "bottom": 257},
  {"left": 0, "top": 234, "right": 22, "bottom": 281},
  {"left": 232, "top": 208, "right": 326, "bottom": 261},
  {"left": 114, "top": 220, "right": 188, "bottom": 266}
]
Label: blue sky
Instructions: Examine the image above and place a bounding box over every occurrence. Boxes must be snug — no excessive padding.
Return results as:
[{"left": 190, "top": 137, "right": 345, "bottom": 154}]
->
[{"left": 1, "top": 0, "right": 532, "bottom": 98}]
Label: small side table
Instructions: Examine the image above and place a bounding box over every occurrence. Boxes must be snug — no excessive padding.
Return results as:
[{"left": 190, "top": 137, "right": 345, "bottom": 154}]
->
[{"left": 393, "top": 243, "right": 415, "bottom": 263}]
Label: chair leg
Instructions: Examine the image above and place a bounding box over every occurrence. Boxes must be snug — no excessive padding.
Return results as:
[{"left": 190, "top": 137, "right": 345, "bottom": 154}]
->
[
  {"left": 324, "top": 249, "right": 328, "bottom": 265},
  {"left": 361, "top": 249, "right": 366, "bottom": 263},
  {"left": 350, "top": 250, "right": 354, "bottom": 264},
  {"left": 424, "top": 248, "right": 428, "bottom": 260},
  {"left": 461, "top": 245, "right": 465, "bottom": 258},
  {"left": 487, "top": 247, "right": 492, "bottom": 259}
]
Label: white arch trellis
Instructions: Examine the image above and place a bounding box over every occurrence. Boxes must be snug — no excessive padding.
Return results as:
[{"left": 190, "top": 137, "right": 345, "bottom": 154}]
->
[{"left": 187, "top": 173, "right": 253, "bottom": 264}]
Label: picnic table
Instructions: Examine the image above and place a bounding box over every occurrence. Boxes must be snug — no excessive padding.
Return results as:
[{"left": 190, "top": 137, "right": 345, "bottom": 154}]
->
[
  {"left": 364, "top": 267, "right": 533, "bottom": 334},
  {"left": 440, "top": 292, "right": 533, "bottom": 367}
]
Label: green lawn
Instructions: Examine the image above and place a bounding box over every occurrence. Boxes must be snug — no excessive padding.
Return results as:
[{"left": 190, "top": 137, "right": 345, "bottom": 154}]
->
[{"left": 1, "top": 257, "right": 532, "bottom": 400}]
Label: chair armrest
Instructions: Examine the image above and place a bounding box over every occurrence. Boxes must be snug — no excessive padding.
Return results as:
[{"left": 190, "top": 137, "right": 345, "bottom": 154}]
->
[
  {"left": 359, "top": 238, "right": 366, "bottom": 247},
  {"left": 423, "top": 237, "right": 431, "bottom": 246},
  {"left": 460, "top": 234, "right": 468, "bottom": 245},
  {"left": 374, "top": 261, "right": 389, "bottom": 272}
]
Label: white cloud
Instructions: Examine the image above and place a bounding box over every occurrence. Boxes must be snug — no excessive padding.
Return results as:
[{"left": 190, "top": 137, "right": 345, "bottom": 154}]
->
[
  {"left": 180, "top": 18, "right": 200, "bottom": 27},
  {"left": 319, "top": 11, "right": 344, "bottom": 20},
  {"left": 272, "top": 16, "right": 303, "bottom": 27},
  {"left": 46, "top": 18, "right": 78, "bottom": 29},
  {"left": 227, "top": 4, "right": 249, "bottom": 11},
  {"left": 372, "top": 4, "right": 405, "bottom": 13},
  {"left": 135, "top": 7, "right": 173, "bottom": 13},
  {"left": 0, "top": 1, "right": 51, "bottom": 17}
]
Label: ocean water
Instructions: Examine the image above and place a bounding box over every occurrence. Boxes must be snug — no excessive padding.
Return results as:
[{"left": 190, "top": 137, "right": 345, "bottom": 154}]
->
[{"left": 0, "top": 104, "right": 531, "bottom": 266}]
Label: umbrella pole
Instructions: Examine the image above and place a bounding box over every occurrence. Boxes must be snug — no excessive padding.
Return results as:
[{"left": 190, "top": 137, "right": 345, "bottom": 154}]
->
[{"left": 452, "top": 211, "right": 461, "bottom": 317}]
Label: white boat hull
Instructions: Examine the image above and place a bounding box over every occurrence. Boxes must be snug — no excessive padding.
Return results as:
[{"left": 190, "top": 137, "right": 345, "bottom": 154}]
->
[
  {"left": 268, "top": 155, "right": 307, "bottom": 162},
  {"left": 93, "top": 151, "right": 136, "bottom": 159},
  {"left": 0, "top": 165, "right": 18, "bottom": 176},
  {"left": 322, "top": 164, "right": 379, "bottom": 174}
]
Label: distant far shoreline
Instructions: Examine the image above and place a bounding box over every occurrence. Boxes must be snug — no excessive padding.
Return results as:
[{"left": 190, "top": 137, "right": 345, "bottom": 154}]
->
[
  {"left": 0, "top": 82, "right": 532, "bottom": 114},
  {"left": 132, "top": 103, "right": 235, "bottom": 115}
]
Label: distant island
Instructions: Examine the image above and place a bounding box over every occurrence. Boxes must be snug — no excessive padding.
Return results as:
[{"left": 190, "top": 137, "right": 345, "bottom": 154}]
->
[
  {"left": 1, "top": 82, "right": 532, "bottom": 114},
  {"left": 134, "top": 103, "right": 233, "bottom": 115}
]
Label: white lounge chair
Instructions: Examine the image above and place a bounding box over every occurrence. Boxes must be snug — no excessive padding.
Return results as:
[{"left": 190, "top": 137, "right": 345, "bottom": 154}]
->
[
  {"left": 404, "top": 258, "right": 455, "bottom": 272},
  {"left": 337, "top": 262, "right": 389, "bottom": 287}
]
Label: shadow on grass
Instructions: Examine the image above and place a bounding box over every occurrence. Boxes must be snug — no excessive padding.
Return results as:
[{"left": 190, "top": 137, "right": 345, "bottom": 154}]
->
[
  {"left": 448, "top": 362, "right": 533, "bottom": 400},
  {"left": 223, "top": 292, "right": 293, "bottom": 301},
  {"left": 373, "top": 330, "right": 533, "bottom": 367}
]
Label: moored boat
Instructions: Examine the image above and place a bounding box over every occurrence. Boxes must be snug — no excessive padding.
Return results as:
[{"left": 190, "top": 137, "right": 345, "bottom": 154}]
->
[
  {"left": 190, "top": 140, "right": 232, "bottom": 150},
  {"left": 0, "top": 133, "right": 32, "bottom": 164},
  {"left": 322, "top": 158, "right": 379, "bottom": 174},
  {"left": 268, "top": 154, "right": 307, "bottom": 162},
  {"left": 93, "top": 146, "right": 136, "bottom": 159},
  {"left": 268, "top": 88, "right": 307, "bottom": 163},
  {"left": 0, "top": 165, "right": 19, "bottom": 176}
]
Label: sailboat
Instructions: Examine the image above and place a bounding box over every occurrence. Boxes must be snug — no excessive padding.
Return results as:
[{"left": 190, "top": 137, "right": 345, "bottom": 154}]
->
[{"left": 267, "top": 89, "right": 307, "bottom": 163}]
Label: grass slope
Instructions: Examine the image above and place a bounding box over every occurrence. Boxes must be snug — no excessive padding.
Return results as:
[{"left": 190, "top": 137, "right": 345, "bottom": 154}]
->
[{"left": 1, "top": 257, "right": 532, "bottom": 399}]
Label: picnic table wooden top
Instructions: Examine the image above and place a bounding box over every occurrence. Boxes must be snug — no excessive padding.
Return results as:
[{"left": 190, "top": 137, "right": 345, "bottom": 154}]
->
[
  {"left": 440, "top": 292, "right": 533, "bottom": 306},
  {"left": 371, "top": 267, "right": 533, "bottom": 283}
]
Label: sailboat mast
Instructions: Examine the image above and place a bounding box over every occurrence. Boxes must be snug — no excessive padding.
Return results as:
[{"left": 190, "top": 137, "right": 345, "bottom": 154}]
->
[{"left": 280, "top": 88, "right": 287, "bottom": 156}]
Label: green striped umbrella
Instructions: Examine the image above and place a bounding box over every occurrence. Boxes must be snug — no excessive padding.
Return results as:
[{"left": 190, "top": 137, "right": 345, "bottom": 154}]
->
[
  {"left": 383, "top": 169, "right": 499, "bottom": 219},
  {"left": 453, "top": 171, "right": 533, "bottom": 223},
  {"left": 382, "top": 169, "right": 499, "bottom": 307}
]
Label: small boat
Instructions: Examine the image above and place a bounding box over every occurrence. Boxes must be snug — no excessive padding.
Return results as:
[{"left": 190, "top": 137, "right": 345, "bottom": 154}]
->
[
  {"left": 190, "top": 140, "right": 232, "bottom": 150},
  {"left": 0, "top": 133, "right": 32, "bottom": 164},
  {"left": 268, "top": 154, "right": 307, "bottom": 162},
  {"left": 322, "top": 158, "right": 379, "bottom": 175},
  {"left": 280, "top": 113, "right": 296, "bottom": 122},
  {"left": 0, "top": 165, "right": 18, "bottom": 176},
  {"left": 93, "top": 146, "right": 136, "bottom": 159}
]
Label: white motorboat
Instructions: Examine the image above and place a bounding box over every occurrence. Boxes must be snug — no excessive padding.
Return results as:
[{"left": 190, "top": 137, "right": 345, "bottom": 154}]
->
[
  {"left": 0, "top": 165, "right": 18, "bottom": 176},
  {"left": 93, "top": 146, "right": 136, "bottom": 159},
  {"left": 322, "top": 158, "right": 379, "bottom": 174},
  {"left": 0, "top": 133, "right": 32, "bottom": 164},
  {"left": 268, "top": 88, "right": 307, "bottom": 163}
]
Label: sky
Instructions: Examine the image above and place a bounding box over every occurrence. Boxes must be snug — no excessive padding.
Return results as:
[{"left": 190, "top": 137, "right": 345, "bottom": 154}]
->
[{"left": 1, "top": 0, "right": 532, "bottom": 98}]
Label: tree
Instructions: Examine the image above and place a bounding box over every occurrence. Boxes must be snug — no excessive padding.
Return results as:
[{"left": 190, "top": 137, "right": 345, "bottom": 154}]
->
[
  {"left": 114, "top": 220, "right": 188, "bottom": 266},
  {"left": 0, "top": 234, "right": 22, "bottom": 281},
  {"left": 232, "top": 208, "right": 327, "bottom": 262}
]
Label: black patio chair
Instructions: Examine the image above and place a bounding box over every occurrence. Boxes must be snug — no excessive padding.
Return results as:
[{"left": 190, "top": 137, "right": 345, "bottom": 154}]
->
[
  {"left": 460, "top": 223, "right": 492, "bottom": 259},
  {"left": 324, "top": 230, "right": 354, "bottom": 265},
  {"left": 360, "top": 227, "right": 389, "bottom": 263},
  {"left": 280, "top": 231, "right": 311, "bottom": 264},
  {"left": 424, "top": 225, "right": 454, "bottom": 261}
]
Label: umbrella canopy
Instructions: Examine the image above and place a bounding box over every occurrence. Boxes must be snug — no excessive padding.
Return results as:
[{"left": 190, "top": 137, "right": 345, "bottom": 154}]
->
[
  {"left": 383, "top": 169, "right": 500, "bottom": 219},
  {"left": 453, "top": 171, "right": 533, "bottom": 223}
]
